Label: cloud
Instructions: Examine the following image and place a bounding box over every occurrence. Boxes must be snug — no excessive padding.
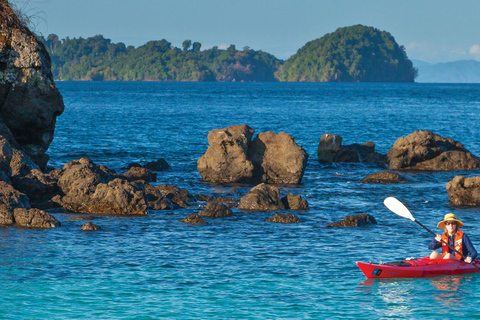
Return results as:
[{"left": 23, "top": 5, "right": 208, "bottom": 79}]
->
[{"left": 469, "top": 44, "right": 480, "bottom": 55}]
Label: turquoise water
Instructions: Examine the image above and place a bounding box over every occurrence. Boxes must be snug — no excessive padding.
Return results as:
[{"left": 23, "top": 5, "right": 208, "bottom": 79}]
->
[{"left": 2, "top": 82, "right": 480, "bottom": 318}]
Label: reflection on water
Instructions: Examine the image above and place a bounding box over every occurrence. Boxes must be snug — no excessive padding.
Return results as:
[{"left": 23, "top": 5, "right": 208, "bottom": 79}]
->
[{"left": 431, "top": 276, "right": 473, "bottom": 310}]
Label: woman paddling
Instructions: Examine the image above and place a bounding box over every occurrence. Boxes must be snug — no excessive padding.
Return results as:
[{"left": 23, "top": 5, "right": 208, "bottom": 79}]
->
[{"left": 429, "top": 213, "right": 477, "bottom": 263}]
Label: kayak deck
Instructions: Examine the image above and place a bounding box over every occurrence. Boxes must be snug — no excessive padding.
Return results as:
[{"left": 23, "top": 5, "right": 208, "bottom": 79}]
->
[{"left": 356, "top": 256, "right": 480, "bottom": 278}]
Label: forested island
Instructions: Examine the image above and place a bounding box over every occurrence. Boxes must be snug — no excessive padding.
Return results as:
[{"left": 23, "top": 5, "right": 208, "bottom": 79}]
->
[{"left": 41, "top": 25, "right": 417, "bottom": 82}]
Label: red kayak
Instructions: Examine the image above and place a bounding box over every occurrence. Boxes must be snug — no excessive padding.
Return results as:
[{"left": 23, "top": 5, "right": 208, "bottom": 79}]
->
[{"left": 356, "top": 257, "right": 480, "bottom": 278}]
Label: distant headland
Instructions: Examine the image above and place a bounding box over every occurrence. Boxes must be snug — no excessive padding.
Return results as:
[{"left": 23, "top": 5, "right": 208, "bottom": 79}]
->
[{"left": 40, "top": 25, "right": 417, "bottom": 83}]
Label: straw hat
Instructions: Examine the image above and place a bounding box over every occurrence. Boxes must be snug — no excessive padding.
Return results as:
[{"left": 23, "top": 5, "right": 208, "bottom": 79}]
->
[{"left": 437, "top": 213, "right": 464, "bottom": 229}]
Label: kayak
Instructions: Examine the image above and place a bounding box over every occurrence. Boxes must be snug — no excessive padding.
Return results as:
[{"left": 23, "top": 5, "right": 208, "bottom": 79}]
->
[{"left": 356, "top": 256, "right": 480, "bottom": 278}]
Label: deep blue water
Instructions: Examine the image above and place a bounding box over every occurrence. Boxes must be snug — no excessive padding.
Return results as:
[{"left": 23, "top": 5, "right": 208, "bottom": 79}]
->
[{"left": 2, "top": 82, "right": 480, "bottom": 319}]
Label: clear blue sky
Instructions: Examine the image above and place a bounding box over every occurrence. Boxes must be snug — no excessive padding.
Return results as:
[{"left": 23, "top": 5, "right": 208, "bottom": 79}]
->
[{"left": 10, "top": 0, "right": 480, "bottom": 63}]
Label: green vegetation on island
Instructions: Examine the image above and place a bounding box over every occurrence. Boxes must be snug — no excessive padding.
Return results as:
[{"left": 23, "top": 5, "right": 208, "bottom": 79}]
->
[
  {"left": 40, "top": 25, "right": 416, "bottom": 82},
  {"left": 41, "top": 34, "right": 281, "bottom": 81},
  {"left": 278, "top": 25, "right": 417, "bottom": 82}
]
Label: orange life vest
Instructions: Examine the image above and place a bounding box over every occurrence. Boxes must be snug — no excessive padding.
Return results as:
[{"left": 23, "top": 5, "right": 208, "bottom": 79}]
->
[{"left": 442, "top": 230, "right": 464, "bottom": 259}]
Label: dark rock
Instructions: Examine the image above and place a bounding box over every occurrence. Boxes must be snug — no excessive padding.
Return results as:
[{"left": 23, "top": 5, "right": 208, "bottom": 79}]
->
[
  {"left": 194, "top": 194, "right": 214, "bottom": 202},
  {"left": 0, "top": 204, "right": 14, "bottom": 225},
  {"left": 144, "top": 159, "right": 170, "bottom": 171},
  {"left": 11, "top": 169, "right": 59, "bottom": 202},
  {"left": 81, "top": 222, "right": 101, "bottom": 231},
  {"left": 198, "top": 202, "right": 233, "bottom": 218},
  {"left": 446, "top": 176, "right": 480, "bottom": 206},
  {"left": 317, "top": 133, "right": 386, "bottom": 164},
  {"left": 181, "top": 214, "right": 207, "bottom": 225},
  {"left": 144, "top": 184, "right": 174, "bottom": 210},
  {"left": 57, "top": 158, "right": 147, "bottom": 215},
  {"left": 281, "top": 194, "right": 309, "bottom": 210},
  {"left": 65, "top": 216, "right": 94, "bottom": 220},
  {"left": 265, "top": 213, "right": 300, "bottom": 223},
  {"left": 0, "top": 136, "right": 13, "bottom": 176},
  {"left": 387, "top": 131, "right": 480, "bottom": 171},
  {"left": 13, "top": 208, "right": 60, "bottom": 228},
  {"left": 10, "top": 147, "right": 39, "bottom": 177},
  {"left": 328, "top": 214, "right": 377, "bottom": 227},
  {"left": 248, "top": 131, "right": 308, "bottom": 184},
  {"left": 360, "top": 171, "right": 408, "bottom": 184},
  {"left": 197, "top": 125, "right": 255, "bottom": 183},
  {"left": 0, "top": 181, "right": 30, "bottom": 209},
  {"left": 209, "top": 197, "right": 239, "bottom": 208},
  {"left": 156, "top": 184, "right": 194, "bottom": 208},
  {"left": 123, "top": 167, "right": 157, "bottom": 182},
  {"left": 0, "top": 2, "right": 64, "bottom": 169},
  {"left": 239, "top": 183, "right": 285, "bottom": 211}
]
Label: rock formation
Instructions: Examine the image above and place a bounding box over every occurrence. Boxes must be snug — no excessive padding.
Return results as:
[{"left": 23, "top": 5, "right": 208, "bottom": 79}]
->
[
  {"left": 328, "top": 214, "right": 377, "bottom": 227},
  {"left": 265, "top": 213, "right": 300, "bottom": 223},
  {"left": 359, "top": 171, "right": 408, "bottom": 184},
  {"left": 238, "top": 183, "right": 285, "bottom": 211},
  {"left": 281, "top": 194, "right": 309, "bottom": 210},
  {"left": 0, "top": 1, "right": 64, "bottom": 169},
  {"left": 387, "top": 131, "right": 480, "bottom": 171},
  {"left": 317, "top": 133, "right": 385, "bottom": 164},
  {"left": 81, "top": 222, "right": 101, "bottom": 231},
  {"left": 198, "top": 202, "right": 233, "bottom": 218},
  {"left": 198, "top": 125, "right": 308, "bottom": 184},
  {"left": 181, "top": 214, "right": 207, "bottom": 225},
  {"left": 446, "top": 176, "right": 480, "bottom": 206}
]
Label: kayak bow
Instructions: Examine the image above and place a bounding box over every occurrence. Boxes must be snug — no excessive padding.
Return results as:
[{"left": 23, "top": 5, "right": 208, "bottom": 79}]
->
[{"left": 356, "top": 257, "right": 480, "bottom": 278}]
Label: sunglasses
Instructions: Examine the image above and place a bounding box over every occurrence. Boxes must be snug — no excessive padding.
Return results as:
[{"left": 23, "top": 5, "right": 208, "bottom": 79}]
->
[{"left": 445, "top": 222, "right": 457, "bottom": 226}]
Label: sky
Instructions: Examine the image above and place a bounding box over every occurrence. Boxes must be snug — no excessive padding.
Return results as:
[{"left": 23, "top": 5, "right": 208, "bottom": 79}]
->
[{"left": 9, "top": 0, "right": 480, "bottom": 63}]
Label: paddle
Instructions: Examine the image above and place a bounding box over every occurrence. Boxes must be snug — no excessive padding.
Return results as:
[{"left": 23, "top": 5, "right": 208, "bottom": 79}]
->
[{"left": 383, "top": 196, "right": 480, "bottom": 270}]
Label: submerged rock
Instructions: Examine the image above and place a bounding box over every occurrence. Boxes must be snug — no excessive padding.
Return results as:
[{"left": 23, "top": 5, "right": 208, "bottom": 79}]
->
[
  {"left": 198, "top": 202, "right": 233, "bottom": 218},
  {"left": 181, "top": 214, "right": 207, "bottom": 225},
  {"left": 81, "top": 222, "right": 101, "bottom": 231},
  {"left": 265, "top": 213, "right": 300, "bottom": 223},
  {"left": 387, "top": 131, "right": 480, "bottom": 171},
  {"left": 329, "top": 214, "right": 377, "bottom": 227},
  {"left": 446, "top": 176, "right": 480, "bottom": 206},
  {"left": 360, "top": 171, "right": 408, "bottom": 184},
  {"left": 123, "top": 166, "right": 157, "bottom": 182},
  {"left": 317, "top": 134, "right": 385, "bottom": 164},
  {"left": 281, "top": 194, "right": 309, "bottom": 210}
]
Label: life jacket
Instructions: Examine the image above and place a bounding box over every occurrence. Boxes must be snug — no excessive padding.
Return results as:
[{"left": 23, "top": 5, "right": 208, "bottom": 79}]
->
[{"left": 441, "top": 230, "right": 464, "bottom": 259}]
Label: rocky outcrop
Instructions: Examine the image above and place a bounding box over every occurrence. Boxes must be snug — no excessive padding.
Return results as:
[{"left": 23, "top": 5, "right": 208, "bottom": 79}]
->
[
  {"left": 0, "top": 2, "right": 64, "bottom": 169},
  {"left": 387, "top": 131, "right": 480, "bottom": 171},
  {"left": 360, "top": 171, "right": 408, "bottom": 184},
  {"left": 265, "top": 213, "right": 300, "bottom": 223},
  {"left": 81, "top": 222, "right": 101, "bottom": 231},
  {"left": 56, "top": 158, "right": 148, "bottom": 215},
  {"left": 317, "top": 134, "right": 385, "bottom": 164},
  {"left": 281, "top": 194, "right": 309, "bottom": 210},
  {"left": 198, "top": 202, "right": 233, "bottom": 218},
  {"left": 328, "top": 214, "right": 377, "bottom": 227},
  {"left": 198, "top": 125, "right": 308, "bottom": 184},
  {"left": 249, "top": 131, "right": 308, "bottom": 184},
  {"left": 13, "top": 208, "right": 60, "bottom": 228},
  {"left": 238, "top": 183, "right": 285, "bottom": 211},
  {"left": 181, "top": 214, "right": 207, "bottom": 225},
  {"left": 123, "top": 167, "right": 157, "bottom": 182},
  {"left": 145, "top": 184, "right": 193, "bottom": 210},
  {"left": 197, "top": 125, "right": 255, "bottom": 183},
  {"left": 446, "top": 176, "right": 480, "bottom": 206},
  {"left": 0, "top": 180, "right": 30, "bottom": 209}
]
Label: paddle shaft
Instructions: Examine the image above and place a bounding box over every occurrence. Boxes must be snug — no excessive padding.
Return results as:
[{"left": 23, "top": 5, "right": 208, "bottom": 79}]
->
[{"left": 414, "top": 219, "right": 480, "bottom": 270}]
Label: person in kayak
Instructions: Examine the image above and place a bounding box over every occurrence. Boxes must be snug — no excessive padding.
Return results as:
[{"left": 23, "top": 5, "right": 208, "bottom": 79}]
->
[{"left": 429, "top": 213, "right": 477, "bottom": 263}]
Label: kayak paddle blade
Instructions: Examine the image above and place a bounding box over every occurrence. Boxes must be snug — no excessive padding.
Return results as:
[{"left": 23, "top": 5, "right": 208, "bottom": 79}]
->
[{"left": 384, "top": 197, "right": 415, "bottom": 221}]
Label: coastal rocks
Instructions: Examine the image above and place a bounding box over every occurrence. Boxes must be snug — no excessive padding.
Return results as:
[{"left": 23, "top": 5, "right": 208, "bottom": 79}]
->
[
  {"left": 198, "top": 202, "right": 233, "bottom": 218},
  {"left": 265, "top": 213, "right": 300, "bottom": 223},
  {"left": 0, "top": 204, "right": 14, "bottom": 225},
  {"left": 181, "top": 214, "right": 207, "bottom": 225},
  {"left": 11, "top": 169, "right": 58, "bottom": 203},
  {"left": 317, "top": 134, "right": 385, "bottom": 164},
  {"left": 12, "top": 208, "right": 60, "bottom": 228},
  {"left": 145, "top": 184, "right": 193, "bottom": 210},
  {"left": 123, "top": 167, "right": 157, "bottom": 182},
  {"left": 197, "top": 125, "right": 255, "bottom": 183},
  {"left": 446, "top": 176, "right": 480, "bottom": 206},
  {"left": 249, "top": 131, "right": 308, "bottom": 184},
  {"left": 197, "top": 125, "right": 308, "bottom": 184},
  {"left": 144, "top": 159, "right": 170, "bottom": 171},
  {"left": 81, "top": 222, "right": 101, "bottom": 231},
  {"left": 328, "top": 214, "right": 377, "bottom": 227},
  {"left": 56, "top": 158, "right": 148, "bottom": 215},
  {"left": 0, "top": 181, "right": 30, "bottom": 209},
  {"left": 387, "top": 131, "right": 480, "bottom": 171},
  {"left": 359, "top": 171, "right": 408, "bottom": 184},
  {"left": 238, "top": 183, "right": 285, "bottom": 211},
  {"left": 0, "top": 2, "right": 64, "bottom": 169},
  {"left": 281, "top": 194, "right": 309, "bottom": 210}
]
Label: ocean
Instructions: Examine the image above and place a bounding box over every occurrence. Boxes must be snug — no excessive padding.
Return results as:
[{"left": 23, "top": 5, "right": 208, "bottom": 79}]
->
[{"left": 2, "top": 82, "right": 480, "bottom": 319}]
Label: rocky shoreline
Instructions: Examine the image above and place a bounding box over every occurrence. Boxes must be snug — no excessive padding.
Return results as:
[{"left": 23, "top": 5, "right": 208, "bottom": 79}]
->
[{"left": 2, "top": 1, "right": 480, "bottom": 231}]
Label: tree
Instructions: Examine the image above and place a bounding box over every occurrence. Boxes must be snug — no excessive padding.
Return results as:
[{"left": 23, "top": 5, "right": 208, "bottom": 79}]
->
[
  {"left": 182, "top": 39, "right": 192, "bottom": 52},
  {"left": 192, "top": 42, "right": 202, "bottom": 53}
]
